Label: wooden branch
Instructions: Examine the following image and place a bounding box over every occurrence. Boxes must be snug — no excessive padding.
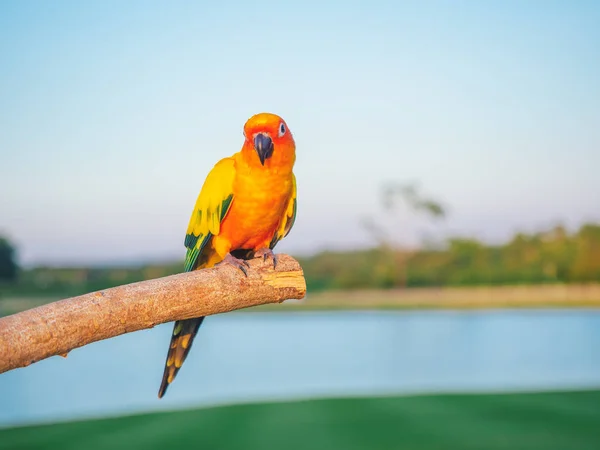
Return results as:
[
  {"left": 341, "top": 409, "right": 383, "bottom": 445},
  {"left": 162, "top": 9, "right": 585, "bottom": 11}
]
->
[{"left": 0, "top": 254, "right": 305, "bottom": 374}]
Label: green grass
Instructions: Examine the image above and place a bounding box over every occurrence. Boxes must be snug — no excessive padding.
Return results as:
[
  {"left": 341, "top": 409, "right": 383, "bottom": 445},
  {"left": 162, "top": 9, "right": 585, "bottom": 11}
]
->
[{"left": 2, "top": 390, "right": 599, "bottom": 450}]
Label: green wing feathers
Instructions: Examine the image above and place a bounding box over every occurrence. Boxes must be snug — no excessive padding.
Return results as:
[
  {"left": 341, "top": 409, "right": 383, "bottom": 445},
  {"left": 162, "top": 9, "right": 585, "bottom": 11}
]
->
[{"left": 183, "top": 158, "right": 236, "bottom": 272}]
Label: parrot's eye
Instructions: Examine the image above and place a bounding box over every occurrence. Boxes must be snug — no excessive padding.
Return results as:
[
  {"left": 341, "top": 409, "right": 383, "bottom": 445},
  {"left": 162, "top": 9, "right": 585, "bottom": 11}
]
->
[{"left": 278, "top": 122, "right": 286, "bottom": 137}]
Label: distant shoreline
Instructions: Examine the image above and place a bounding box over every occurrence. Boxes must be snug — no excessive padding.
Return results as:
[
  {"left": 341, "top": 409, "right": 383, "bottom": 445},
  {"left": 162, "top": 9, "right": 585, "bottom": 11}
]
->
[
  {"left": 266, "top": 283, "right": 600, "bottom": 311},
  {"left": 2, "top": 283, "right": 600, "bottom": 317}
]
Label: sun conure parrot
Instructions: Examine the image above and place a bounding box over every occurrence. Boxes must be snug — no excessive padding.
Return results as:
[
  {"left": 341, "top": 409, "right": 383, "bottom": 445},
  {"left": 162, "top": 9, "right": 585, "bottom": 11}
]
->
[{"left": 157, "top": 112, "right": 297, "bottom": 398}]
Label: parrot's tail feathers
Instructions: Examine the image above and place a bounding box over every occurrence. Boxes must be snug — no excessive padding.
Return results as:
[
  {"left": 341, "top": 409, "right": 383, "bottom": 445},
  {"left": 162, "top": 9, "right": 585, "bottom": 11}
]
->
[{"left": 157, "top": 317, "right": 205, "bottom": 399}]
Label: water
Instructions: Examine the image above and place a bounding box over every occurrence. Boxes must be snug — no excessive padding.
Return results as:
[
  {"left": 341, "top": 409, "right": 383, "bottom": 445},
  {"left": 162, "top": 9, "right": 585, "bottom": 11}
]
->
[{"left": 1, "top": 309, "right": 600, "bottom": 428}]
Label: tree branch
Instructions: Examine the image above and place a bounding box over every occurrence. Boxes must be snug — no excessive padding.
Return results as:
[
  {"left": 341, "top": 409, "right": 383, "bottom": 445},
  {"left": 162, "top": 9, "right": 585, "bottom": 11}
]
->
[{"left": 0, "top": 254, "right": 306, "bottom": 374}]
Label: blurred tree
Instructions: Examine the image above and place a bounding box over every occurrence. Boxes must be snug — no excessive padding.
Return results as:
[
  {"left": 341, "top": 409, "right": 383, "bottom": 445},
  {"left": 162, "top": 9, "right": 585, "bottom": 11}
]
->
[
  {"left": 0, "top": 236, "right": 18, "bottom": 282},
  {"left": 302, "top": 221, "right": 600, "bottom": 290},
  {"left": 539, "top": 225, "right": 574, "bottom": 281},
  {"left": 362, "top": 182, "right": 447, "bottom": 287},
  {"left": 382, "top": 183, "right": 446, "bottom": 219},
  {"left": 570, "top": 224, "right": 600, "bottom": 282},
  {"left": 7, "top": 222, "right": 600, "bottom": 296}
]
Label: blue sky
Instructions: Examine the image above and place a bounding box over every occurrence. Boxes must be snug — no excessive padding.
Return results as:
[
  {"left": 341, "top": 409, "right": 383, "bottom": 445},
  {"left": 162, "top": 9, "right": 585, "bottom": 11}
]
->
[{"left": 1, "top": 0, "right": 599, "bottom": 265}]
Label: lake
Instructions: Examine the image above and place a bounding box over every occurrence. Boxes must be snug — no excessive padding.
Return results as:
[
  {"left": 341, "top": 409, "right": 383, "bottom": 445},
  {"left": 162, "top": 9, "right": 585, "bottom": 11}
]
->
[{"left": 1, "top": 309, "right": 600, "bottom": 428}]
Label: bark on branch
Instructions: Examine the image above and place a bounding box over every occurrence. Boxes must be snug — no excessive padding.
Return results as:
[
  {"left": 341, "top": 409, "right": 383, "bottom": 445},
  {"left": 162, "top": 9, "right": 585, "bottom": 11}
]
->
[{"left": 0, "top": 254, "right": 306, "bottom": 374}]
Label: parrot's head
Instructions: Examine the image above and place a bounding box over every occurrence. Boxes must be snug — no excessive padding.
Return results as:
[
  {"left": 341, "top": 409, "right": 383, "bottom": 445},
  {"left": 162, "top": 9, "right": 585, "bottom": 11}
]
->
[{"left": 242, "top": 113, "right": 296, "bottom": 169}]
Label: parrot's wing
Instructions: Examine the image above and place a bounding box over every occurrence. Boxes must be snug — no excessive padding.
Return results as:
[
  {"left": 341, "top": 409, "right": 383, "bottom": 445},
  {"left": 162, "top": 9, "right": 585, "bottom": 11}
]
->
[
  {"left": 158, "top": 157, "right": 235, "bottom": 399},
  {"left": 183, "top": 157, "right": 236, "bottom": 272},
  {"left": 270, "top": 173, "right": 297, "bottom": 249}
]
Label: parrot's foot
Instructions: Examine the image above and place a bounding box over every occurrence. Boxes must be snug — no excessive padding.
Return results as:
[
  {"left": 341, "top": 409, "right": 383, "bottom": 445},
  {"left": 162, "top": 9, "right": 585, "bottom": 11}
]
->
[
  {"left": 254, "top": 248, "right": 278, "bottom": 269},
  {"left": 218, "top": 253, "right": 250, "bottom": 277}
]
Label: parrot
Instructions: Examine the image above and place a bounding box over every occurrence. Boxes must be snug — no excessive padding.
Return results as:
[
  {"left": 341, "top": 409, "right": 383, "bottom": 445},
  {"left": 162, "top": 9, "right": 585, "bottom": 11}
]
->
[{"left": 157, "top": 112, "right": 297, "bottom": 398}]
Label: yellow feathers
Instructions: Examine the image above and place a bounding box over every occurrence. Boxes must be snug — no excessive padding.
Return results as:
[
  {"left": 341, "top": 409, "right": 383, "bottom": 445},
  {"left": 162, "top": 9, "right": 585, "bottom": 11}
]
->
[
  {"left": 186, "top": 157, "right": 236, "bottom": 238},
  {"left": 271, "top": 173, "right": 297, "bottom": 248},
  {"left": 183, "top": 157, "right": 236, "bottom": 271}
]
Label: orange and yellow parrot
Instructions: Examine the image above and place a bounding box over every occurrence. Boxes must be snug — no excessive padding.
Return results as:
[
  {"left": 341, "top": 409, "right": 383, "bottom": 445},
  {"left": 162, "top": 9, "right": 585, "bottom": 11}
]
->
[{"left": 157, "top": 112, "right": 297, "bottom": 398}]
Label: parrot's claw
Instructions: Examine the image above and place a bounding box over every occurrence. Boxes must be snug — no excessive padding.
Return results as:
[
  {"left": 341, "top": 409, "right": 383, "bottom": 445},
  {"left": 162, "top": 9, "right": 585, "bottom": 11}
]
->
[
  {"left": 254, "top": 248, "right": 278, "bottom": 269},
  {"left": 218, "top": 253, "right": 250, "bottom": 277}
]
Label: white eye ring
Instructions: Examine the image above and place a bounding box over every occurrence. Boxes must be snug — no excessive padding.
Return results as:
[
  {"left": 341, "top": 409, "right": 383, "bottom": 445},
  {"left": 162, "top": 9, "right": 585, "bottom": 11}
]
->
[{"left": 278, "top": 122, "right": 286, "bottom": 137}]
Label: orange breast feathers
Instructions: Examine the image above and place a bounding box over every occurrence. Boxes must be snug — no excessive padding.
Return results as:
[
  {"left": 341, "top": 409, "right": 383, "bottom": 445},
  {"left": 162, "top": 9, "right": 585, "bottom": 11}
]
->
[{"left": 219, "top": 165, "right": 294, "bottom": 251}]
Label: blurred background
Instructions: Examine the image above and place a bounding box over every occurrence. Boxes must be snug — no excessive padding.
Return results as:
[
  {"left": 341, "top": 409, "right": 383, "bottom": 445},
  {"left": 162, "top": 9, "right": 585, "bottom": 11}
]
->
[{"left": 1, "top": 1, "right": 599, "bottom": 449}]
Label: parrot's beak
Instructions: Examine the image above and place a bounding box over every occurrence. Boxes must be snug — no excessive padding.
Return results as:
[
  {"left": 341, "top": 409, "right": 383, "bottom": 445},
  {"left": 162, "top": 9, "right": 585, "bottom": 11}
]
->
[{"left": 253, "top": 133, "right": 274, "bottom": 166}]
